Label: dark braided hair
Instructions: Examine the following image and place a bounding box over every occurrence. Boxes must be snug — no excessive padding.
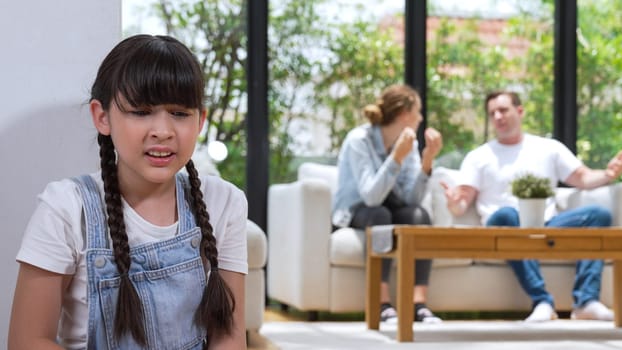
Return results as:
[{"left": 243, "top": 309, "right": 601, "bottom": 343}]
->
[
  {"left": 97, "top": 133, "right": 147, "bottom": 345},
  {"left": 90, "top": 34, "right": 235, "bottom": 346},
  {"left": 186, "top": 160, "right": 235, "bottom": 339}
]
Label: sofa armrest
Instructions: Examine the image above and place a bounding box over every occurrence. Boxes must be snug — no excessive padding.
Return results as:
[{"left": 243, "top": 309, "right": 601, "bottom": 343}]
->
[
  {"left": 267, "top": 179, "right": 332, "bottom": 310},
  {"left": 246, "top": 220, "right": 267, "bottom": 269},
  {"left": 245, "top": 220, "right": 267, "bottom": 331},
  {"left": 558, "top": 182, "right": 622, "bottom": 226}
]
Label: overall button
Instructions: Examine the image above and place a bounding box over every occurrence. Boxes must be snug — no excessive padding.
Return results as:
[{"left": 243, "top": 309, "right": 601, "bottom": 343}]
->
[
  {"left": 191, "top": 236, "right": 201, "bottom": 248},
  {"left": 94, "top": 256, "right": 106, "bottom": 268}
]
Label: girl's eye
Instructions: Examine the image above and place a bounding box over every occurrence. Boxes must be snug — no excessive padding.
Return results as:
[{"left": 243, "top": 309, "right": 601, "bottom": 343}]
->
[
  {"left": 171, "top": 111, "right": 191, "bottom": 118},
  {"left": 130, "top": 110, "right": 150, "bottom": 116}
]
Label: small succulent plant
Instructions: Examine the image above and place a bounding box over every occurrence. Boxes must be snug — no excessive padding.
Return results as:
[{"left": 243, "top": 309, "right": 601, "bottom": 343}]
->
[{"left": 510, "top": 173, "right": 555, "bottom": 199}]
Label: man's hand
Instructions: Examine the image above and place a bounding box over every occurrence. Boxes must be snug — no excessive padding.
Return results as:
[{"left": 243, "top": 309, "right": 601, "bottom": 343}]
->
[
  {"left": 440, "top": 181, "right": 466, "bottom": 215},
  {"left": 439, "top": 181, "right": 478, "bottom": 217},
  {"left": 605, "top": 150, "right": 622, "bottom": 181}
]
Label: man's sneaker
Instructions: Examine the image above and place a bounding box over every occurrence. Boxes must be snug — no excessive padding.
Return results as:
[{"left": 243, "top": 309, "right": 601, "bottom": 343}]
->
[
  {"left": 525, "top": 302, "right": 558, "bottom": 322},
  {"left": 571, "top": 300, "right": 614, "bottom": 321},
  {"left": 380, "top": 303, "right": 397, "bottom": 323},
  {"left": 415, "top": 303, "right": 442, "bottom": 323}
]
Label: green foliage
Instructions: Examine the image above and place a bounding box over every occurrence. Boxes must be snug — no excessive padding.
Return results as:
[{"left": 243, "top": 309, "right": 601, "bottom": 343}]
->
[
  {"left": 511, "top": 173, "right": 555, "bottom": 199},
  {"left": 151, "top": 0, "right": 330, "bottom": 188},
  {"left": 146, "top": 0, "right": 622, "bottom": 190},
  {"left": 314, "top": 18, "right": 404, "bottom": 153},
  {"left": 576, "top": 0, "right": 622, "bottom": 169}
]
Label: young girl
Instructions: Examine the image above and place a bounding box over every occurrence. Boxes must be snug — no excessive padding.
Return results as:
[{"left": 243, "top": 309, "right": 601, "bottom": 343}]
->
[{"left": 8, "top": 34, "right": 247, "bottom": 349}]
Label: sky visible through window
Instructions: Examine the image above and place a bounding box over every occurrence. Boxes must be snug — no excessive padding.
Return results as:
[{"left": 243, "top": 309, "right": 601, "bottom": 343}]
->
[{"left": 122, "top": 0, "right": 529, "bottom": 35}]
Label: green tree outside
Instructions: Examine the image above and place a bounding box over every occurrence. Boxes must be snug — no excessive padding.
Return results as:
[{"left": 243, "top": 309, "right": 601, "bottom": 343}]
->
[{"left": 143, "top": 0, "right": 621, "bottom": 188}]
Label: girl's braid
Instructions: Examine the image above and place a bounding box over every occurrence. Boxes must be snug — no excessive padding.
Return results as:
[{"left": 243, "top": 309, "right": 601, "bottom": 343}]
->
[
  {"left": 185, "top": 160, "right": 235, "bottom": 341},
  {"left": 97, "top": 134, "right": 147, "bottom": 346}
]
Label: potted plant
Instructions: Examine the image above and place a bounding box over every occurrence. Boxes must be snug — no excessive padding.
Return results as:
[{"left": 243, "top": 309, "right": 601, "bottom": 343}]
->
[{"left": 511, "top": 173, "right": 555, "bottom": 227}]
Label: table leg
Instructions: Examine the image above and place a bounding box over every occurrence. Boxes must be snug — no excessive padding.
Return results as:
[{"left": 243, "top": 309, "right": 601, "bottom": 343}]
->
[
  {"left": 396, "top": 234, "right": 414, "bottom": 342},
  {"left": 614, "top": 260, "right": 622, "bottom": 327},
  {"left": 366, "top": 232, "right": 381, "bottom": 330}
]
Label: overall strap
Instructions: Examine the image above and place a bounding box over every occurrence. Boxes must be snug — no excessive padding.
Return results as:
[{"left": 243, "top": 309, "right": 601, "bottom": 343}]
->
[
  {"left": 71, "top": 175, "right": 109, "bottom": 249},
  {"left": 176, "top": 173, "right": 198, "bottom": 233}
]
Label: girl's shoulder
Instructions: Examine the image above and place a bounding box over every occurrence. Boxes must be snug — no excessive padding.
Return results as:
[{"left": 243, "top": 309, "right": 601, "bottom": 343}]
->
[
  {"left": 37, "top": 175, "right": 91, "bottom": 216},
  {"left": 198, "top": 175, "right": 247, "bottom": 205},
  {"left": 196, "top": 175, "right": 248, "bottom": 224},
  {"left": 37, "top": 172, "right": 106, "bottom": 222},
  {"left": 16, "top": 175, "right": 95, "bottom": 274}
]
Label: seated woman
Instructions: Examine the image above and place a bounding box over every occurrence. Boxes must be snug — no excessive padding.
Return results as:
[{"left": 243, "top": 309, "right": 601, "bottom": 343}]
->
[{"left": 332, "top": 84, "right": 443, "bottom": 323}]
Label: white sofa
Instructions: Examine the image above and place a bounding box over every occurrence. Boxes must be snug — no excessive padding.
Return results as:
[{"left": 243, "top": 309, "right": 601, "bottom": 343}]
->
[
  {"left": 267, "top": 162, "right": 620, "bottom": 316},
  {"left": 245, "top": 220, "right": 267, "bottom": 331}
]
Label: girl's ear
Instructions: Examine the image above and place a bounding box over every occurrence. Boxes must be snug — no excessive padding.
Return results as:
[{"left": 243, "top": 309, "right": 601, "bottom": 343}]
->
[
  {"left": 90, "top": 99, "right": 111, "bottom": 135},
  {"left": 199, "top": 109, "right": 207, "bottom": 131}
]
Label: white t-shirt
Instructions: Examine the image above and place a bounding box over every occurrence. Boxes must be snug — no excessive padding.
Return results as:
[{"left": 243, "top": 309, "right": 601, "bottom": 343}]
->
[
  {"left": 16, "top": 172, "right": 248, "bottom": 348},
  {"left": 458, "top": 133, "right": 582, "bottom": 224}
]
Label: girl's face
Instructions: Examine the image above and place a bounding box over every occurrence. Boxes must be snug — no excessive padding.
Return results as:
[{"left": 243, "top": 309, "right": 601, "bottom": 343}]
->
[{"left": 91, "top": 96, "right": 205, "bottom": 188}]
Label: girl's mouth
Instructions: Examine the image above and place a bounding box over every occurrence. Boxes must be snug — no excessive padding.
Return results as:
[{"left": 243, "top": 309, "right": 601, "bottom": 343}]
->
[{"left": 147, "top": 151, "right": 173, "bottom": 158}]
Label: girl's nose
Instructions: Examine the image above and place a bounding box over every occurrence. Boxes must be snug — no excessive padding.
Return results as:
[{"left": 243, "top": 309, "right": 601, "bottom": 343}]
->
[{"left": 149, "top": 112, "right": 174, "bottom": 139}]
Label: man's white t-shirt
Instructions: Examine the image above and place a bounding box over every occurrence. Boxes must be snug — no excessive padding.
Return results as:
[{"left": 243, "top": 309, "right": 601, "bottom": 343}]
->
[
  {"left": 458, "top": 133, "right": 582, "bottom": 224},
  {"left": 16, "top": 172, "right": 248, "bottom": 349}
]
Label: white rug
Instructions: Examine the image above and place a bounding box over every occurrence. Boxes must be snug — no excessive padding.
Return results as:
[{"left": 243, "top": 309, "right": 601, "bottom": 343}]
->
[{"left": 259, "top": 320, "right": 622, "bottom": 350}]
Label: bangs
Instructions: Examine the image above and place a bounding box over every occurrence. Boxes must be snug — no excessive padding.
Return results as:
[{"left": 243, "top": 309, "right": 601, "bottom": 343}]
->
[{"left": 112, "top": 38, "right": 204, "bottom": 110}]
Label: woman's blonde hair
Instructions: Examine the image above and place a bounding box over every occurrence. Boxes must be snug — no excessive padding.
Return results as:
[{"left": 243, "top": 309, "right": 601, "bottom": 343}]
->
[{"left": 362, "top": 84, "right": 420, "bottom": 125}]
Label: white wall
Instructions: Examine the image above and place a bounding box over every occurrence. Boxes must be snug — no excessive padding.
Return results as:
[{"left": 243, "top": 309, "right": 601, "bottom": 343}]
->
[{"left": 0, "top": 0, "right": 121, "bottom": 345}]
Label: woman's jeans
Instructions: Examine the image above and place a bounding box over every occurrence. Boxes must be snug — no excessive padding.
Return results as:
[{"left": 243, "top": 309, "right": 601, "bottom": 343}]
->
[
  {"left": 350, "top": 195, "right": 432, "bottom": 286},
  {"left": 486, "top": 205, "right": 611, "bottom": 309}
]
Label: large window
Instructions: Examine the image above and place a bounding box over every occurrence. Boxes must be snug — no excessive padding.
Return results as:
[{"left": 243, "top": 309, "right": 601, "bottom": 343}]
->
[
  {"left": 267, "top": 0, "right": 406, "bottom": 182},
  {"left": 425, "top": 0, "right": 554, "bottom": 167},
  {"left": 267, "top": 0, "right": 557, "bottom": 174},
  {"left": 123, "top": 0, "right": 617, "bottom": 187},
  {"left": 577, "top": 0, "right": 622, "bottom": 169}
]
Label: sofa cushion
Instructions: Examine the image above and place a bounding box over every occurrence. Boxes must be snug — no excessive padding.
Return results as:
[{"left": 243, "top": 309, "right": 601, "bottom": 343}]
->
[
  {"left": 329, "top": 227, "right": 473, "bottom": 268},
  {"left": 329, "top": 227, "right": 366, "bottom": 267}
]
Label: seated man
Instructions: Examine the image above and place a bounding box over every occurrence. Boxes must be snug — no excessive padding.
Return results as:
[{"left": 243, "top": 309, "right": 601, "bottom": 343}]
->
[{"left": 442, "top": 90, "right": 622, "bottom": 322}]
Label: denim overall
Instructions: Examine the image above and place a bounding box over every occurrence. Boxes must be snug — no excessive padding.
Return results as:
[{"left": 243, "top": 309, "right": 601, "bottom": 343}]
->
[{"left": 73, "top": 174, "right": 207, "bottom": 349}]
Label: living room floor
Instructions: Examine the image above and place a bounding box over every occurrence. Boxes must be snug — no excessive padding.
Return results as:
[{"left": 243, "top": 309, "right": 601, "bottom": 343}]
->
[
  {"left": 248, "top": 308, "right": 299, "bottom": 349},
  {"left": 248, "top": 307, "right": 622, "bottom": 350}
]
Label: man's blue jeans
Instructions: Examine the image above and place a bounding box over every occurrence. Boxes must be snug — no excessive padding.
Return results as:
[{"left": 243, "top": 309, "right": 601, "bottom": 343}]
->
[{"left": 486, "top": 205, "right": 611, "bottom": 309}]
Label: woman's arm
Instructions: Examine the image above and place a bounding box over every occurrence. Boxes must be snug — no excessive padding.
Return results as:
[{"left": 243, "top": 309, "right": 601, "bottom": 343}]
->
[
  {"left": 9, "top": 263, "right": 70, "bottom": 350},
  {"left": 209, "top": 270, "right": 246, "bottom": 350}
]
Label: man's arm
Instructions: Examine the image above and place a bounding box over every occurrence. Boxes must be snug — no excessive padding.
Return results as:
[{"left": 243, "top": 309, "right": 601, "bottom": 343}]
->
[
  {"left": 440, "top": 182, "right": 478, "bottom": 217},
  {"left": 564, "top": 150, "right": 622, "bottom": 189}
]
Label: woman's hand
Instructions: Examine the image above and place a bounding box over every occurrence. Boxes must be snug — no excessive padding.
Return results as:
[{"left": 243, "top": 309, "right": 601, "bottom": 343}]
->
[
  {"left": 390, "top": 127, "right": 416, "bottom": 164},
  {"left": 421, "top": 127, "right": 442, "bottom": 174}
]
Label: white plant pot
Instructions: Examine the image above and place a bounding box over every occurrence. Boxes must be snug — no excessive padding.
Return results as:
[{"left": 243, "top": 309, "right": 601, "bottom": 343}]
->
[{"left": 518, "top": 198, "right": 547, "bottom": 228}]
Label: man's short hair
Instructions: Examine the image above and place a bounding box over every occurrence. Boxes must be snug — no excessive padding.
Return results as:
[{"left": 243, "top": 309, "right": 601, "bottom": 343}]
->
[{"left": 484, "top": 91, "right": 522, "bottom": 113}]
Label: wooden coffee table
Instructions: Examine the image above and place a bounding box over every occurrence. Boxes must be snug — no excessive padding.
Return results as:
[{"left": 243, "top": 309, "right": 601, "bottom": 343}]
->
[{"left": 365, "top": 225, "right": 622, "bottom": 342}]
